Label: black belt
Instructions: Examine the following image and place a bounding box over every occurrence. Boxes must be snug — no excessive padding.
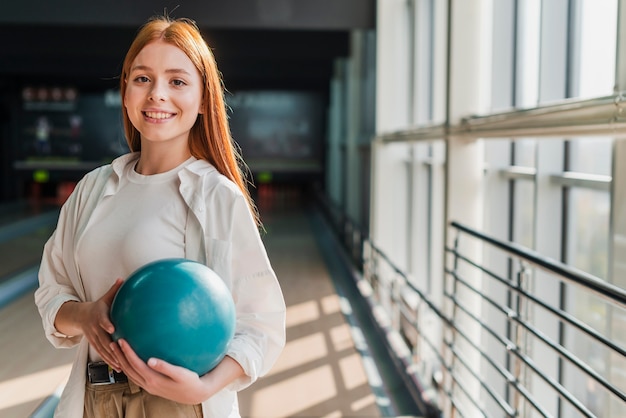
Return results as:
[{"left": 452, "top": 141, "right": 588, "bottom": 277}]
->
[{"left": 87, "top": 361, "right": 128, "bottom": 385}]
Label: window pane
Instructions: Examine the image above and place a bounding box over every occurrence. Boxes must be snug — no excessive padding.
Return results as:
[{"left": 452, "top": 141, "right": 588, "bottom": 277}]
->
[
  {"left": 563, "top": 290, "right": 610, "bottom": 417},
  {"left": 514, "top": 139, "right": 536, "bottom": 167},
  {"left": 515, "top": 0, "right": 540, "bottom": 107},
  {"left": 569, "top": 138, "right": 613, "bottom": 176},
  {"left": 574, "top": 0, "right": 617, "bottom": 99},
  {"left": 566, "top": 188, "right": 609, "bottom": 278},
  {"left": 513, "top": 180, "right": 535, "bottom": 248}
]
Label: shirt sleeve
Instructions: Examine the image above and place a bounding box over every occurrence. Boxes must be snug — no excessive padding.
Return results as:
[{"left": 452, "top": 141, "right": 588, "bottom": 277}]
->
[
  {"left": 224, "top": 194, "right": 286, "bottom": 391},
  {"left": 34, "top": 189, "right": 83, "bottom": 348}
]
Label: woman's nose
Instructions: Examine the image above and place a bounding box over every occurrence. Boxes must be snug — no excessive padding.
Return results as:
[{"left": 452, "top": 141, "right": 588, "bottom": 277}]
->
[{"left": 149, "top": 81, "right": 167, "bottom": 101}]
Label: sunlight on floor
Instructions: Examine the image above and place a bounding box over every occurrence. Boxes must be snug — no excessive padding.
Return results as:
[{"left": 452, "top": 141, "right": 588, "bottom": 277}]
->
[
  {"left": 350, "top": 394, "right": 377, "bottom": 412},
  {"left": 320, "top": 294, "right": 341, "bottom": 315},
  {"left": 329, "top": 323, "right": 354, "bottom": 352},
  {"left": 0, "top": 363, "right": 71, "bottom": 411},
  {"left": 266, "top": 332, "right": 328, "bottom": 376},
  {"left": 236, "top": 210, "right": 383, "bottom": 417},
  {"left": 250, "top": 365, "right": 337, "bottom": 417},
  {"left": 339, "top": 353, "right": 368, "bottom": 390},
  {"left": 285, "top": 299, "right": 321, "bottom": 328}
]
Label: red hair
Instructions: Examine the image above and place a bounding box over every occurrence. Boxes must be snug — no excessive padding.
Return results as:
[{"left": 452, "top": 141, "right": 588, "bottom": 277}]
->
[{"left": 120, "top": 16, "right": 259, "bottom": 225}]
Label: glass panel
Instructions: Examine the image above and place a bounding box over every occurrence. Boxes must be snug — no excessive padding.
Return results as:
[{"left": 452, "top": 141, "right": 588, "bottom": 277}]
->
[
  {"left": 563, "top": 186, "right": 614, "bottom": 416},
  {"left": 515, "top": 0, "right": 540, "bottom": 107},
  {"left": 514, "top": 139, "right": 536, "bottom": 167},
  {"left": 562, "top": 290, "right": 611, "bottom": 417},
  {"left": 513, "top": 179, "right": 535, "bottom": 248},
  {"left": 568, "top": 138, "right": 613, "bottom": 176},
  {"left": 574, "top": 0, "right": 618, "bottom": 99},
  {"left": 566, "top": 188, "right": 610, "bottom": 278}
]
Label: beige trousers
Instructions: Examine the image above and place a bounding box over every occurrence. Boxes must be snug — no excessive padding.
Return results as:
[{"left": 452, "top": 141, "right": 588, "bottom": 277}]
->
[{"left": 84, "top": 379, "right": 203, "bottom": 418}]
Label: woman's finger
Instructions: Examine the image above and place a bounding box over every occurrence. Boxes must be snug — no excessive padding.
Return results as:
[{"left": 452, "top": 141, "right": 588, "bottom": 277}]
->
[
  {"left": 113, "top": 339, "right": 154, "bottom": 387},
  {"left": 118, "top": 338, "right": 151, "bottom": 372},
  {"left": 89, "top": 329, "right": 118, "bottom": 369},
  {"left": 147, "top": 357, "right": 196, "bottom": 382}
]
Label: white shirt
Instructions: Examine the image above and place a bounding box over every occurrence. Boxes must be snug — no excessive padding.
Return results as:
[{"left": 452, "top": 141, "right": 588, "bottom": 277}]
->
[
  {"left": 78, "top": 157, "right": 192, "bottom": 363},
  {"left": 35, "top": 153, "right": 286, "bottom": 417}
]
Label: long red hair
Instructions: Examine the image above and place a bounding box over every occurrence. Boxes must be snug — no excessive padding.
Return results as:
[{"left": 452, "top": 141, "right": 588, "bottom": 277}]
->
[{"left": 120, "top": 16, "right": 259, "bottom": 225}]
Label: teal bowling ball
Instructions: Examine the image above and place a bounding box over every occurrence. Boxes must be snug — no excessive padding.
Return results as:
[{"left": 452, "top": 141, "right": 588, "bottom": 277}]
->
[{"left": 110, "top": 258, "right": 236, "bottom": 375}]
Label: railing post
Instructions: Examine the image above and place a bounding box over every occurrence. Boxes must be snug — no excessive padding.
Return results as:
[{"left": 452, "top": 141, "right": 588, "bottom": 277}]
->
[
  {"left": 363, "top": 239, "right": 371, "bottom": 286},
  {"left": 513, "top": 261, "right": 529, "bottom": 417},
  {"left": 443, "top": 229, "right": 462, "bottom": 418},
  {"left": 353, "top": 228, "right": 360, "bottom": 266},
  {"left": 391, "top": 273, "right": 403, "bottom": 332},
  {"left": 371, "top": 246, "right": 380, "bottom": 301}
]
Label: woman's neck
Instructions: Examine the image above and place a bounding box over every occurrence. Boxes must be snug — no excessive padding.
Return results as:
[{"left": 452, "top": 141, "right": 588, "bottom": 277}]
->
[{"left": 135, "top": 143, "right": 191, "bottom": 175}]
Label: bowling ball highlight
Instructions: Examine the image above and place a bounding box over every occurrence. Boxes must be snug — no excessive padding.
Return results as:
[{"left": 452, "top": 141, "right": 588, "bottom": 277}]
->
[{"left": 110, "top": 258, "right": 236, "bottom": 375}]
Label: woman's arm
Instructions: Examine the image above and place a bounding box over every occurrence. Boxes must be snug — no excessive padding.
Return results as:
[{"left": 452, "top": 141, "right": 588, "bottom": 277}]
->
[{"left": 55, "top": 280, "right": 124, "bottom": 370}]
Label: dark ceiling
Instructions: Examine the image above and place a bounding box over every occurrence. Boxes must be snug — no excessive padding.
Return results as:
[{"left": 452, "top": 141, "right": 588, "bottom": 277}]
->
[{"left": 0, "top": 0, "right": 376, "bottom": 96}]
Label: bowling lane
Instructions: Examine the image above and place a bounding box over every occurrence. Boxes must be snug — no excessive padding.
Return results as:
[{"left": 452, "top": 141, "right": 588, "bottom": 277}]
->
[
  {"left": 0, "top": 292, "right": 74, "bottom": 418},
  {"left": 238, "top": 195, "right": 381, "bottom": 418},
  {"left": 0, "top": 201, "right": 57, "bottom": 280}
]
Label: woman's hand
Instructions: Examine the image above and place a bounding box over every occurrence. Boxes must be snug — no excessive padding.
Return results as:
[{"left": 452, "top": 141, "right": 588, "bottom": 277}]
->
[
  {"left": 111, "top": 339, "right": 210, "bottom": 404},
  {"left": 110, "top": 339, "right": 246, "bottom": 405},
  {"left": 55, "top": 279, "right": 124, "bottom": 370}
]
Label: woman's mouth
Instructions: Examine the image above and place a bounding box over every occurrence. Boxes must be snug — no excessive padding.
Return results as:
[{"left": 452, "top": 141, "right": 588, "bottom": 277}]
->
[{"left": 143, "top": 111, "right": 175, "bottom": 120}]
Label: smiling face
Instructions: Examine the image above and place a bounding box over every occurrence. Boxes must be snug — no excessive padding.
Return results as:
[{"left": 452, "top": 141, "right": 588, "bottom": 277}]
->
[{"left": 124, "top": 40, "right": 204, "bottom": 150}]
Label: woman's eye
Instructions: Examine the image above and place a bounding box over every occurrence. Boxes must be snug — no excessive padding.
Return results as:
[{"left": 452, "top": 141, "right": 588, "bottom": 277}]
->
[
  {"left": 134, "top": 76, "right": 150, "bottom": 83},
  {"left": 172, "top": 79, "right": 186, "bottom": 87}
]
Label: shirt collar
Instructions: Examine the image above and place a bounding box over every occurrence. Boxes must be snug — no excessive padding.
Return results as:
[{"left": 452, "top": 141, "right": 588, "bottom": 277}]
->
[
  {"left": 102, "top": 152, "right": 140, "bottom": 198},
  {"left": 102, "top": 152, "right": 218, "bottom": 199}
]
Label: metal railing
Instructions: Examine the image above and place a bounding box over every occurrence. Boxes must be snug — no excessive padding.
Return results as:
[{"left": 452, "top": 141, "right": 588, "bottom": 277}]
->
[
  {"left": 315, "top": 191, "right": 626, "bottom": 418},
  {"left": 444, "top": 222, "right": 626, "bottom": 417},
  {"left": 376, "top": 92, "right": 626, "bottom": 143}
]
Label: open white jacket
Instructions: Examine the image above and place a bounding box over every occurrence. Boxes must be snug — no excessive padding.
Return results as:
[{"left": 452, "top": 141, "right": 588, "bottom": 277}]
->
[{"left": 34, "top": 153, "right": 286, "bottom": 417}]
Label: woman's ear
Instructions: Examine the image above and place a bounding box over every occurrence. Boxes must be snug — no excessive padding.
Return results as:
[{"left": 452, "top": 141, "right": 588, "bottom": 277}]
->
[{"left": 198, "top": 95, "right": 205, "bottom": 114}]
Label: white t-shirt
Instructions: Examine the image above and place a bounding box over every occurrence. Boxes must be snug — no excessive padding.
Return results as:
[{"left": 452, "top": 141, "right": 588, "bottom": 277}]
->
[{"left": 77, "top": 157, "right": 194, "bottom": 362}]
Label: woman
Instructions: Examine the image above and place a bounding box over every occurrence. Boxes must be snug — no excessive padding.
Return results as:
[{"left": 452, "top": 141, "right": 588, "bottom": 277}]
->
[{"left": 35, "top": 15, "right": 286, "bottom": 417}]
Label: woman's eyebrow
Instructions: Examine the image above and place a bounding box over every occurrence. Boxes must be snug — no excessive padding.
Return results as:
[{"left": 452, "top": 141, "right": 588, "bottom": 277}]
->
[{"left": 130, "top": 65, "right": 191, "bottom": 75}]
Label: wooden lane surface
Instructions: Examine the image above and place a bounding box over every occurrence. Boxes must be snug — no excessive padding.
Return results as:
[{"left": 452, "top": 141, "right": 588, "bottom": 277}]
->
[
  {"left": 0, "top": 291, "right": 74, "bottom": 418},
  {"left": 238, "top": 207, "right": 381, "bottom": 417}
]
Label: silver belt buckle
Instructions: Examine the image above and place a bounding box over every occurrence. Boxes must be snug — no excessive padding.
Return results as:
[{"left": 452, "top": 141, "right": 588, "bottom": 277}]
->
[{"left": 88, "top": 361, "right": 123, "bottom": 385}]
